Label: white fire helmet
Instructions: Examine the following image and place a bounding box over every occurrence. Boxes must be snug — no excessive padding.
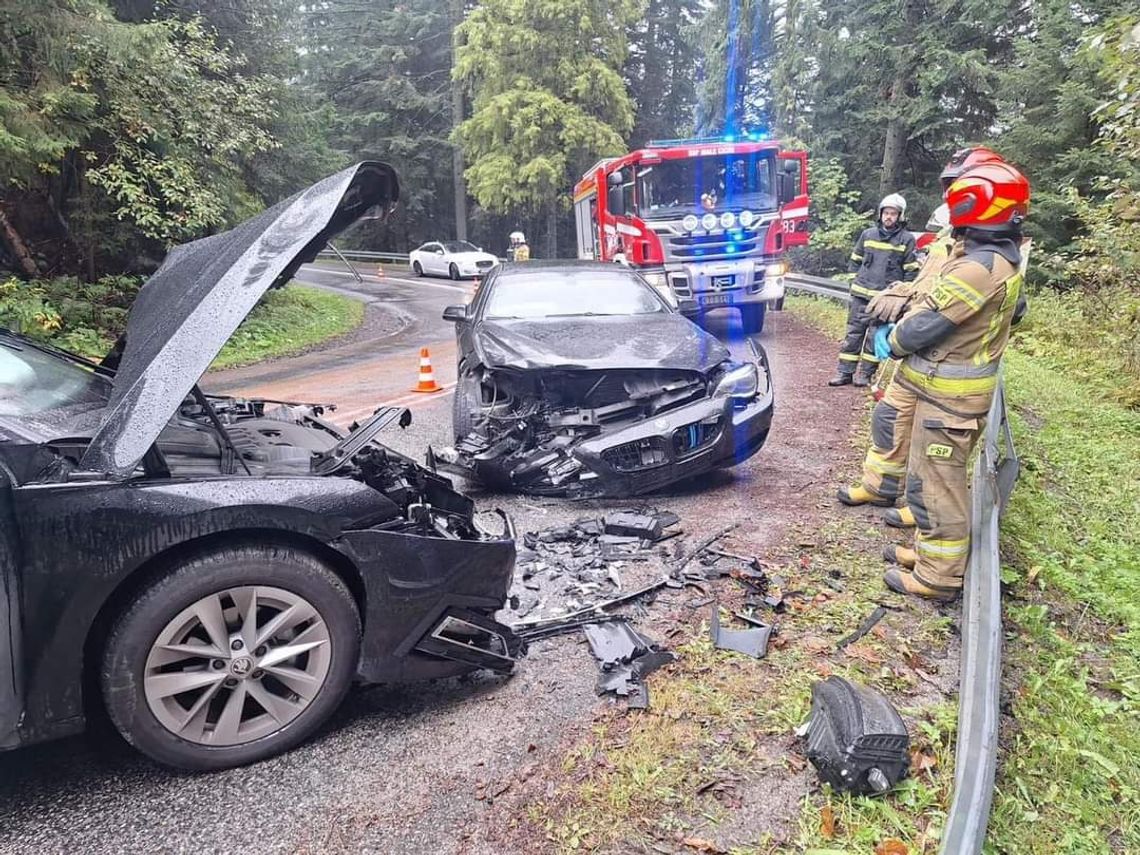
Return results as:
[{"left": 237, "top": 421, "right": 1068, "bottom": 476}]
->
[
  {"left": 509, "top": 230, "right": 526, "bottom": 245},
  {"left": 925, "top": 203, "right": 950, "bottom": 232},
  {"left": 878, "top": 193, "right": 907, "bottom": 219}
]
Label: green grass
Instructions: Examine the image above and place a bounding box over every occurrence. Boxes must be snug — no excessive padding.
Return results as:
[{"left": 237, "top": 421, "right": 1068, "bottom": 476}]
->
[
  {"left": 210, "top": 283, "right": 363, "bottom": 370},
  {"left": 787, "top": 288, "right": 1140, "bottom": 853}
]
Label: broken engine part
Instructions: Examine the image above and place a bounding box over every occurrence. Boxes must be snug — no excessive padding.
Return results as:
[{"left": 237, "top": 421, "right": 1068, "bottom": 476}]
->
[{"left": 803, "top": 676, "right": 910, "bottom": 796}]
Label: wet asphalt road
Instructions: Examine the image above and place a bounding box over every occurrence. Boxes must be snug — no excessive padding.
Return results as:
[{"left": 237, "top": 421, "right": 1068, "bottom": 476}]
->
[{"left": 0, "top": 265, "right": 857, "bottom": 854}]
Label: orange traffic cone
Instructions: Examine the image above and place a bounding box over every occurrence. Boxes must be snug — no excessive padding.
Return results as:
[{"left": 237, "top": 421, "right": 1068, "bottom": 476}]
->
[{"left": 411, "top": 347, "right": 443, "bottom": 393}]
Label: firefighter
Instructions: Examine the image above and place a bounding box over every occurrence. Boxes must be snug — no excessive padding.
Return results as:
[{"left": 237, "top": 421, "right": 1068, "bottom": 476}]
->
[
  {"left": 508, "top": 230, "right": 530, "bottom": 262},
  {"left": 876, "top": 161, "right": 1030, "bottom": 601},
  {"left": 838, "top": 147, "right": 1007, "bottom": 527},
  {"left": 828, "top": 194, "right": 919, "bottom": 388}
]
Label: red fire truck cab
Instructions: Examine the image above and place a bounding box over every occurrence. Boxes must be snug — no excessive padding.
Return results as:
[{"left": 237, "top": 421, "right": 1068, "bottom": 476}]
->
[{"left": 573, "top": 136, "right": 809, "bottom": 334}]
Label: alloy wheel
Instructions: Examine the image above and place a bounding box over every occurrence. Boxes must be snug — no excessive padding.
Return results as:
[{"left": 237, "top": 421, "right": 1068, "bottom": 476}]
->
[{"left": 143, "top": 585, "right": 332, "bottom": 746}]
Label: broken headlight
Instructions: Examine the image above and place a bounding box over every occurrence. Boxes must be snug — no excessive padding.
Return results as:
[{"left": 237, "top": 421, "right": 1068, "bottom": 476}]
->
[{"left": 712, "top": 362, "right": 759, "bottom": 400}]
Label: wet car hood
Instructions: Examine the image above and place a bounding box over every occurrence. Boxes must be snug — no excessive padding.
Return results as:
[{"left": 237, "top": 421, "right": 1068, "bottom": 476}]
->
[
  {"left": 474, "top": 313, "right": 730, "bottom": 373},
  {"left": 79, "top": 162, "right": 399, "bottom": 478}
]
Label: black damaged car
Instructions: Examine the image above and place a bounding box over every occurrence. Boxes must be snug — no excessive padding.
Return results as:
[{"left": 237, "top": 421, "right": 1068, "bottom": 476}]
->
[
  {"left": 0, "top": 163, "right": 518, "bottom": 771},
  {"left": 439, "top": 262, "right": 774, "bottom": 497}
]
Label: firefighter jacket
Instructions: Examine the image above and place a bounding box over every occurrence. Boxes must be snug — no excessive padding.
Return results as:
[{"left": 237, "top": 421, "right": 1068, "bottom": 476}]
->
[
  {"left": 888, "top": 235, "right": 1027, "bottom": 415},
  {"left": 847, "top": 224, "right": 920, "bottom": 300}
]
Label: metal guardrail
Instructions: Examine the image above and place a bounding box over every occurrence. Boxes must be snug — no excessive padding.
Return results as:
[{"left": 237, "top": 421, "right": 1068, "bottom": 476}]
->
[
  {"left": 783, "top": 271, "right": 1014, "bottom": 855},
  {"left": 316, "top": 248, "right": 411, "bottom": 263}
]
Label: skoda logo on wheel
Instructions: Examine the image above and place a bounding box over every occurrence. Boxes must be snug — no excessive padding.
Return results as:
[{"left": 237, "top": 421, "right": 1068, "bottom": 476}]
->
[{"left": 230, "top": 656, "right": 253, "bottom": 677}]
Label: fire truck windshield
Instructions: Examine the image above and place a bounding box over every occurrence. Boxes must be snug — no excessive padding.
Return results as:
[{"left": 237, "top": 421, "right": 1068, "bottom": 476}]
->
[{"left": 634, "top": 153, "right": 778, "bottom": 221}]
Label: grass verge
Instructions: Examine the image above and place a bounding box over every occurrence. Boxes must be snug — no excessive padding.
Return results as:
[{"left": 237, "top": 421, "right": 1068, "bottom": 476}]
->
[
  {"left": 210, "top": 283, "right": 363, "bottom": 370},
  {"left": 786, "top": 289, "right": 1140, "bottom": 853}
]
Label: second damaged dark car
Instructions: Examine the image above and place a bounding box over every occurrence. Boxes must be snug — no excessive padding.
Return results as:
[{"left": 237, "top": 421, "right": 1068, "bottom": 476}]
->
[
  {"left": 0, "top": 163, "right": 518, "bottom": 772},
  {"left": 440, "top": 262, "right": 774, "bottom": 497}
]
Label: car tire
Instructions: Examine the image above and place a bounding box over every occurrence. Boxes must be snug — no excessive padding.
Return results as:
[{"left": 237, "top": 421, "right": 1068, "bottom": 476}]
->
[
  {"left": 413, "top": 260, "right": 423, "bottom": 276},
  {"left": 452, "top": 372, "right": 481, "bottom": 441},
  {"left": 741, "top": 304, "right": 766, "bottom": 335},
  {"left": 100, "top": 544, "right": 360, "bottom": 771},
  {"left": 449, "top": 263, "right": 460, "bottom": 280}
]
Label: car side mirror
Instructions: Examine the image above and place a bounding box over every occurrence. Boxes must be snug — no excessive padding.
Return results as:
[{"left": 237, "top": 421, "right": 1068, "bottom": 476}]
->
[{"left": 442, "top": 305, "right": 467, "bottom": 323}]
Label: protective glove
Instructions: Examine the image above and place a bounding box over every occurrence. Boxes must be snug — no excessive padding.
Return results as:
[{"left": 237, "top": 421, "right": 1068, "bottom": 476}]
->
[
  {"left": 873, "top": 324, "right": 896, "bottom": 362},
  {"left": 867, "top": 286, "right": 912, "bottom": 322}
]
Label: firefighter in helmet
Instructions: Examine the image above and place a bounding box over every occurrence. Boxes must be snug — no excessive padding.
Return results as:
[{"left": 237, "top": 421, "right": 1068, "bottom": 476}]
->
[
  {"left": 838, "top": 147, "right": 1008, "bottom": 529},
  {"left": 875, "top": 161, "right": 1030, "bottom": 600},
  {"left": 828, "top": 193, "right": 919, "bottom": 388},
  {"left": 508, "top": 230, "right": 530, "bottom": 262}
]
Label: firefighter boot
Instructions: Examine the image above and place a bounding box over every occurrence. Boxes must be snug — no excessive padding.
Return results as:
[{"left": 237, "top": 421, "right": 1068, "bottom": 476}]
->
[
  {"left": 828, "top": 372, "right": 853, "bottom": 387},
  {"left": 852, "top": 365, "right": 876, "bottom": 387},
  {"left": 882, "top": 544, "right": 917, "bottom": 568},
  {"left": 837, "top": 484, "right": 894, "bottom": 507},
  {"left": 883, "top": 568, "right": 960, "bottom": 602},
  {"left": 884, "top": 506, "right": 916, "bottom": 528}
]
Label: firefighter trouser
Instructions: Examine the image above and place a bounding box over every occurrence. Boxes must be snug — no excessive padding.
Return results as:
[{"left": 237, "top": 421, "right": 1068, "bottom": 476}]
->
[
  {"left": 904, "top": 396, "right": 986, "bottom": 591},
  {"left": 859, "top": 374, "right": 916, "bottom": 500},
  {"left": 837, "top": 296, "right": 881, "bottom": 377}
]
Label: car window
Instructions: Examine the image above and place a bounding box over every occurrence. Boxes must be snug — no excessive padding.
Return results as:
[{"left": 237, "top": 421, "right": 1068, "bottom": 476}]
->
[
  {"left": 483, "top": 270, "right": 667, "bottom": 319},
  {"left": 443, "top": 241, "right": 478, "bottom": 253},
  {"left": 0, "top": 339, "right": 111, "bottom": 424}
]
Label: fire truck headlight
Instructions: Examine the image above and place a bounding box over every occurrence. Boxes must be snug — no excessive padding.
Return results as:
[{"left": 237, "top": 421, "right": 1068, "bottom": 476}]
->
[
  {"left": 642, "top": 272, "right": 678, "bottom": 309},
  {"left": 701, "top": 213, "right": 718, "bottom": 231},
  {"left": 682, "top": 214, "right": 699, "bottom": 232},
  {"left": 720, "top": 212, "right": 736, "bottom": 229},
  {"left": 739, "top": 210, "right": 755, "bottom": 228},
  {"left": 765, "top": 261, "right": 788, "bottom": 278}
]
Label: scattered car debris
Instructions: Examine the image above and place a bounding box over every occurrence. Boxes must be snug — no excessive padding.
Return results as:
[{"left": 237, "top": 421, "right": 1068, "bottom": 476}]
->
[
  {"left": 438, "top": 263, "right": 775, "bottom": 498},
  {"left": 584, "top": 621, "right": 675, "bottom": 709},
  {"left": 709, "top": 605, "right": 774, "bottom": 659},
  {"left": 836, "top": 605, "right": 891, "bottom": 650},
  {"left": 802, "top": 676, "right": 910, "bottom": 795},
  {"left": 507, "top": 510, "right": 682, "bottom": 624}
]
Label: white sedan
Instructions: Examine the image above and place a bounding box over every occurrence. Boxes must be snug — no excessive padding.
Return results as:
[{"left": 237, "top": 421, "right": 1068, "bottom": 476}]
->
[{"left": 409, "top": 240, "right": 499, "bottom": 280}]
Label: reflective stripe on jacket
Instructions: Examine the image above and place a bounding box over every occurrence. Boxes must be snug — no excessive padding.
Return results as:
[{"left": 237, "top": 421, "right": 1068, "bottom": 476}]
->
[{"left": 847, "top": 224, "right": 918, "bottom": 298}]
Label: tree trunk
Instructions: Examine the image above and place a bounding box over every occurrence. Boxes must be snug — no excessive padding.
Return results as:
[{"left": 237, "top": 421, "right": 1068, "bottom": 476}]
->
[
  {"left": 0, "top": 204, "right": 39, "bottom": 278},
  {"left": 450, "top": 0, "right": 468, "bottom": 241},
  {"left": 879, "top": 0, "right": 921, "bottom": 197},
  {"left": 546, "top": 204, "right": 557, "bottom": 259}
]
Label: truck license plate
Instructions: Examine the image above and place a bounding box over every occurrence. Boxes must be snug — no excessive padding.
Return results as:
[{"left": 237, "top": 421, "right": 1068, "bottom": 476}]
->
[
  {"left": 702, "top": 292, "right": 731, "bottom": 307},
  {"left": 712, "top": 275, "right": 734, "bottom": 288}
]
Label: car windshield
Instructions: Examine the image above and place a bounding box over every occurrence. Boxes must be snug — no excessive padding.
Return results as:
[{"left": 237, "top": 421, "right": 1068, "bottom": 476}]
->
[
  {"left": 484, "top": 270, "right": 667, "bottom": 319},
  {"left": 0, "top": 335, "right": 111, "bottom": 435},
  {"left": 443, "top": 241, "right": 478, "bottom": 253},
  {"left": 635, "top": 153, "right": 777, "bottom": 220}
]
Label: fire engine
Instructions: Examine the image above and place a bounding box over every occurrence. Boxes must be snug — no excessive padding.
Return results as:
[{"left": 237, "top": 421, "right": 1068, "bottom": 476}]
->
[{"left": 573, "top": 136, "right": 810, "bottom": 334}]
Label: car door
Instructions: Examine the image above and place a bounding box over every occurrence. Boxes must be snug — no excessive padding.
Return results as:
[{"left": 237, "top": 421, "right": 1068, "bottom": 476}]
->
[
  {"left": 423, "top": 243, "right": 444, "bottom": 275},
  {"left": 0, "top": 462, "right": 23, "bottom": 749}
]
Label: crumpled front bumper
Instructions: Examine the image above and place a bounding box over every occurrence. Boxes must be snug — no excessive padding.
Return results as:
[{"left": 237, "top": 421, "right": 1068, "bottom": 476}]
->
[
  {"left": 335, "top": 513, "right": 520, "bottom": 683},
  {"left": 556, "top": 386, "right": 773, "bottom": 497}
]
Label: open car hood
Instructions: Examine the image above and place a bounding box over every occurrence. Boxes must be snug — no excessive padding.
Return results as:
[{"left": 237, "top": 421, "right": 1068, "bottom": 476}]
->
[
  {"left": 80, "top": 162, "right": 399, "bottom": 478},
  {"left": 474, "top": 313, "right": 730, "bottom": 373}
]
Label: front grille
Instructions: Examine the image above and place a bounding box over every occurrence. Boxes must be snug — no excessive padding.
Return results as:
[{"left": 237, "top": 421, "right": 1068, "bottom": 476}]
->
[
  {"left": 602, "top": 437, "right": 669, "bottom": 472},
  {"left": 668, "top": 227, "right": 765, "bottom": 263},
  {"left": 672, "top": 417, "right": 722, "bottom": 457},
  {"left": 476, "top": 260, "right": 494, "bottom": 269}
]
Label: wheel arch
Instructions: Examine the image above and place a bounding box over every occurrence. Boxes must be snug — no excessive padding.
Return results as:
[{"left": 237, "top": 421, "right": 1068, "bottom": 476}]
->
[{"left": 81, "top": 527, "right": 366, "bottom": 722}]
